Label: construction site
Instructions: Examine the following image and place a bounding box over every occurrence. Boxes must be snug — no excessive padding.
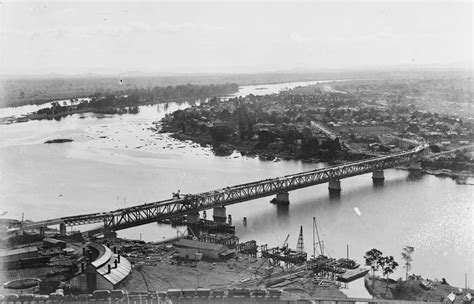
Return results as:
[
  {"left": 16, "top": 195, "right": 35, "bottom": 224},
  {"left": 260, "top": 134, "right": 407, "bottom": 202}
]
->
[{"left": 0, "top": 211, "right": 377, "bottom": 303}]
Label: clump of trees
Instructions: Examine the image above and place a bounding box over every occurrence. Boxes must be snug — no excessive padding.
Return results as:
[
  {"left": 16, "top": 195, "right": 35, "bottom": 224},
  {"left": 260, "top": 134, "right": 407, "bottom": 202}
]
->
[{"left": 364, "top": 248, "right": 399, "bottom": 294}]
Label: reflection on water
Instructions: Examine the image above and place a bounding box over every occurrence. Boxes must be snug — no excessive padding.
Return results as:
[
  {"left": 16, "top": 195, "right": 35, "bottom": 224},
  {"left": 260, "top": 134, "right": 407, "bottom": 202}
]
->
[
  {"left": 275, "top": 203, "right": 290, "bottom": 219},
  {"left": 329, "top": 192, "right": 342, "bottom": 200},
  {"left": 372, "top": 180, "right": 384, "bottom": 188},
  {"left": 406, "top": 171, "right": 424, "bottom": 181}
]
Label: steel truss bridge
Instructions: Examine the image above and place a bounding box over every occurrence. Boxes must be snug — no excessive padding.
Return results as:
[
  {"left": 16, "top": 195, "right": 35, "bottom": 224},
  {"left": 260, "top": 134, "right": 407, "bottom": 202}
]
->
[{"left": 20, "top": 144, "right": 428, "bottom": 233}]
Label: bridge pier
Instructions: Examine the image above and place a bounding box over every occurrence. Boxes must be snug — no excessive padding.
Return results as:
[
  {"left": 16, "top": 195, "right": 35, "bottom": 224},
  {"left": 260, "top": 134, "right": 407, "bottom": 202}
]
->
[
  {"left": 187, "top": 211, "right": 200, "bottom": 223},
  {"left": 271, "top": 192, "right": 290, "bottom": 205},
  {"left": 39, "top": 226, "right": 45, "bottom": 237},
  {"left": 372, "top": 170, "right": 385, "bottom": 186},
  {"left": 409, "top": 161, "right": 422, "bottom": 171},
  {"left": 328, "top": 179, "right": 341, "bottom": 195},
  {"left": 59, "top": 223, "right": 66, "bottom": 236},
  {"left": 104, "top": 229, "right": 117, "bottom": 238},
  {"left": 213, "top": 206, "right": 226, "bottom": 223}
]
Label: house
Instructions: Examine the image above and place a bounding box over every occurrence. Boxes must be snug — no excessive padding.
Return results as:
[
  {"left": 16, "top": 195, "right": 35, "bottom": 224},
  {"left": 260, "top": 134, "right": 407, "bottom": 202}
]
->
[{"left": 174, "top": 239, "right": 234, "bottom": 261}]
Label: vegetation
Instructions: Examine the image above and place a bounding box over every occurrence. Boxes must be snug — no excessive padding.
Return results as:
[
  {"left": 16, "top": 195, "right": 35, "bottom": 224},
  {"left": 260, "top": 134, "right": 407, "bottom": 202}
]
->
[
  {"left": 0, "top": 72, "right": 346, "bottom": 108},
  {"left": 422, "top": 151, "right": 474, "bottom": 172},
  {"left": 30, "top": 83, "right": 238, "bottom": 120},
  {"left": 401, "top": 246, "right": 415, "bottom": 280},
  {"left": 362, "top": 246, "right": 471, "bottom": 302},
  {"left": 364, "top": 248, "right": 383, "bottom": 289},
  {"left": 364, "top": 248, "right": 399, "bottom": 294},
  {"left": 380, "top": 255, "right": 399, "bottom": 294},
  {"left": 366, "top": 275, "right": 473, "bottom": 302},
  {"left": 161, "top": 94, "right": 351, "bottom": 162}
]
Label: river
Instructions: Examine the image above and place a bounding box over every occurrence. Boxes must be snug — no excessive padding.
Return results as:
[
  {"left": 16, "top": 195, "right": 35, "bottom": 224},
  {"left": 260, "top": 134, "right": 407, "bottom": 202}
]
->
[{"left": 0, "top": 80, "right": 472, "bottom": 297}]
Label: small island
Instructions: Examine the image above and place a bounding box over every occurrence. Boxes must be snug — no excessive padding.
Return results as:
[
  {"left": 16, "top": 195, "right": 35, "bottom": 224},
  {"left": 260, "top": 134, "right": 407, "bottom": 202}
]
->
[
  {"left": 7, "top": 83, "right": 239, "bottom": 124},
  {"left": 44, "top": 139, "right": 74, "bottom": 144}
]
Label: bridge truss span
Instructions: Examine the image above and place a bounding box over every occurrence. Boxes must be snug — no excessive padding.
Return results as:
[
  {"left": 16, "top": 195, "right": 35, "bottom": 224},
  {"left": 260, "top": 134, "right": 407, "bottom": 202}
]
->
[
  {"left": 94, "top": 145, "right": 426, "bottom": 231},
  {"left": 23, "top": 144, "right": 427, "bottom": 233}
]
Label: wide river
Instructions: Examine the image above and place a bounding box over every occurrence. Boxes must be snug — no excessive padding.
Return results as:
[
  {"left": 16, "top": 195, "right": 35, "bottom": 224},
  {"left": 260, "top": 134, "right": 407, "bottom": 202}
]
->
[{"left": 0, "top": 80, "right": 472, "bottom": 296}]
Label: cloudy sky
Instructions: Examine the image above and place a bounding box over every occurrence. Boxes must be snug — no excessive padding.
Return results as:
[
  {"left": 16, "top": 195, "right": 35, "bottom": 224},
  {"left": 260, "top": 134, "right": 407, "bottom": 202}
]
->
[{"left": 0, "top": 1, "right": 472, "bottom": 75}]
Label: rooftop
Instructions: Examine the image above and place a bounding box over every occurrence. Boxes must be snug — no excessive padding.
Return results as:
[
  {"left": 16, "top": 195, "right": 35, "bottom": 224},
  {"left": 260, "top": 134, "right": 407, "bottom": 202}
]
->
[{"left": 174, "top": 239, "right": 228, "bottom": 252}]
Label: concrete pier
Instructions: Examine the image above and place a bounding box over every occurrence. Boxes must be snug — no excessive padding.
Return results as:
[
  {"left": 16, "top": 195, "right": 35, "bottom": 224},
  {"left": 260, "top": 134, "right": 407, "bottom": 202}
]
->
[
  {"left": 372, "top": 170, "right": 385, "bottom": 180},
  {"left": 59, "top": 222, "right": 66, "bottom": 236},
  {"left": 213, "top": 206, "right": 226, "bottom": 223},
  {"left": 39, "top": 226, "right": 45, "bottom": 237},
  {"left": 271, "top": 192, "right": 290, "bottom": 205},
  {"left": 372, "top": 170, "right": 385, "bottom": 186},
  {"left": 187, "top": 211, "right": 200, "bottom": 223},
  {"left": 328, "top": 179, "right": 341, "bottom": 195}
]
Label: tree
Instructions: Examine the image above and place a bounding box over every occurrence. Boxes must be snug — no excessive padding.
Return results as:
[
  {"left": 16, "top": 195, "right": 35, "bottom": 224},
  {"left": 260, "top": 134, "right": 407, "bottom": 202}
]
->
[
  {"left": 401, "top": 246, "right": 415, "bottom": 280},
  {"left": 381, "top": 255, "right": 399, "bottom": 294},
  {"left": 210, "top": 125, "right": 233, "bottom": 142},
  {"left": 364, "top": 248, "right": 383, "bottom": 289}
]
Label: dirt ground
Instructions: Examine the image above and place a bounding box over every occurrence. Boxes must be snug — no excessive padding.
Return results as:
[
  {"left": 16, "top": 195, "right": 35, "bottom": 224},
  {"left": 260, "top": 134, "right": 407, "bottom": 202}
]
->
[{"left": 117, "top": 249, "right": 346, "bottom": 300}]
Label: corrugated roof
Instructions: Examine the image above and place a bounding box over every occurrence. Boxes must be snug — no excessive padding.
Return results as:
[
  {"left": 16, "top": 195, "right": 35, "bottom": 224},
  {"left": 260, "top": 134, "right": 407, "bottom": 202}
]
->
[
  {"left": 219, "top": 249, "right": 235, "bottom": 256},
  {"left": 90, "top": 243, "right": 112, "bottom": 268},
  {"left": 96, "top": 254, "right": 131, "bottom": 286},
  {"left": 43, "top": 238, "right": 65, "bottom": 244},
  {"left": 174, "top": 239, "right": 227, "bottom": 252}
]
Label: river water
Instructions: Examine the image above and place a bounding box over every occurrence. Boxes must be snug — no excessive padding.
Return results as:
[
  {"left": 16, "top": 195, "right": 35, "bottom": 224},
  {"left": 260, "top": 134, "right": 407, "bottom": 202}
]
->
[{"left": 0, "top": 80, "right": 472, "bottom": 297}]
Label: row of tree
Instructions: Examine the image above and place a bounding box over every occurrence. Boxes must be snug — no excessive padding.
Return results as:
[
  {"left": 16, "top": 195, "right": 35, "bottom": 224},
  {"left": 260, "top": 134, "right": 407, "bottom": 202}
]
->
[{"left": 364, "top": 246, "right": 415, "bottom": 293}]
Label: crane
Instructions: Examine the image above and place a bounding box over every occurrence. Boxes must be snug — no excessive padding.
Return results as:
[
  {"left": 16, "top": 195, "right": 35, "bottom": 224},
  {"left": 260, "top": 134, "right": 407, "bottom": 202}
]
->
[
  {"left": 281, "top": 234, "right": 290, "bottom": 251},
  {"left": 313, "top": 217, "right": 325, "bottom": 257}
]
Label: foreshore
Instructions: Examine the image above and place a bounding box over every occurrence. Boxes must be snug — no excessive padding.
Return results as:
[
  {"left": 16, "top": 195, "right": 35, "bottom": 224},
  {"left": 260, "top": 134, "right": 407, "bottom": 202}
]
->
[
  {"left": 164, "top": 129, "right": 372, "bottom": 164},
  {"left": 364, "top": 275, "right": 472, "bottom": 303},
  {"left": 164, "top": 129, "right": 473, "bottom": 181}
]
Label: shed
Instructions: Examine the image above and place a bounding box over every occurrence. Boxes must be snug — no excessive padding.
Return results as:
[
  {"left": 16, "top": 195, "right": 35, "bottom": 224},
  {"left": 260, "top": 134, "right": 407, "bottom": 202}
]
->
[
  {"left": 0, "top": 246, "right": 38, "bottom": 263},
  {"left": 43, "top": 238, "right": 67, "bottom": 249},
  {"left": 174, "top": 239, "right": 232, "bottom": 261}
]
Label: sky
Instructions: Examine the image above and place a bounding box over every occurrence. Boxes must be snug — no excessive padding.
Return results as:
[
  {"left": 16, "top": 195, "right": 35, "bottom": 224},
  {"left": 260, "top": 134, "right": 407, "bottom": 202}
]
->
[{"left": 0, "top": 1, "right": 472, "bottom": 75}]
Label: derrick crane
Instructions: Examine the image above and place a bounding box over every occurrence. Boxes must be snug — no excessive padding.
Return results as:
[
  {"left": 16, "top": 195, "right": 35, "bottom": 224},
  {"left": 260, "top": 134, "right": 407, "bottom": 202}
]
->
[
  {"left": 313, "top": 217, "right": 325, "bottom": 257},
  {"left": 281, "top": 234, "right": 290, "bottom": 251},
  {"left": 296, "top": 226, "right": 304, "bottom": 253}
]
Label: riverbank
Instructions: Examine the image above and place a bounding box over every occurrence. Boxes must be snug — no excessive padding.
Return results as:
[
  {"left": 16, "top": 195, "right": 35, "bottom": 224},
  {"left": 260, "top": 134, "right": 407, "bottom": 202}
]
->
[
  {"left": 364, "top": 275, "right": 472, "bottom": 303},
  {"left": 165, "top": 130, "right": 370, "bottom": 164}
]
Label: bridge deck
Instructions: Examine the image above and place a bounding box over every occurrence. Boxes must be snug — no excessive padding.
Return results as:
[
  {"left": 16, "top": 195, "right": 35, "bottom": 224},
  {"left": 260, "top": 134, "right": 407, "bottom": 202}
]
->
[{"left": 20, "top": 145, "right": 428, "bottom": 232}]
